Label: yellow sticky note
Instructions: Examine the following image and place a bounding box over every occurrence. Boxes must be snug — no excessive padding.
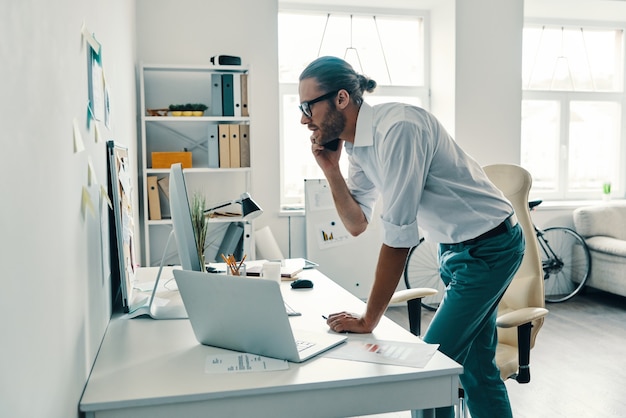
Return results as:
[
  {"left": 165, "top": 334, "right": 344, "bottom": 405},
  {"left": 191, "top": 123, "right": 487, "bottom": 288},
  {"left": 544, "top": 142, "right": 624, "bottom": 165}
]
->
[
  {"left": 73, "top": 118, "right": 85, "bottom": 153},
  {"left": 87, "top": 156, "right": 97, "bottom": 186},
  {"left": 94, "top": 123, "right": 101, "bottom": 143},
  {"left": 81, "top": 22, "right": 101, "bottom": 55},
  {"left": 101, "top": 185, "right": 113, "bottom": 210},
  {"left": 82, "top": 186, "right": 96, "bottom": 218}
]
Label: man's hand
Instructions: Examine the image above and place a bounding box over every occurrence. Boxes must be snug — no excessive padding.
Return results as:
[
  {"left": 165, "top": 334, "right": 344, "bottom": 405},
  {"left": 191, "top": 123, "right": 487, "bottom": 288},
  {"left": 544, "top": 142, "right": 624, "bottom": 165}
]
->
[
  {"left": 312, "top": 138, "right": 343, "bottom": 174},
  {"left": 324, "top": 245, "right": 411, "bottom": 334},
  {"left": 325, "top": 311, "right": 375, "bottom": 334}
]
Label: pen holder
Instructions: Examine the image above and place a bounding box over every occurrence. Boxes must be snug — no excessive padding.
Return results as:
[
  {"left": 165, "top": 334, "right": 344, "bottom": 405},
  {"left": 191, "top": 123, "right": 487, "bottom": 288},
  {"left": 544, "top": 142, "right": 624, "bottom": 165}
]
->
[{"left": 227, "top": 263, "right": 247, "bottom": 277}]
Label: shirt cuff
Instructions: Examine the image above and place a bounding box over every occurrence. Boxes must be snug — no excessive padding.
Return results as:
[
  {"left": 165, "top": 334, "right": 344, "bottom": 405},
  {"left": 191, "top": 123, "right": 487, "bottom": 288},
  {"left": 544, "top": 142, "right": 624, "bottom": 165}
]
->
[{"left": 381, "top": 217, "right": 420, "bottom": 248}]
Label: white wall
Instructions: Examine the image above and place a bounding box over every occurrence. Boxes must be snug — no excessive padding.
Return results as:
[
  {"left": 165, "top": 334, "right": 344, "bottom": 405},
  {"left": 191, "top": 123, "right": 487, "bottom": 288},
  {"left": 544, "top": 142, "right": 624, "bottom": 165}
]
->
[
  {"left": 0, "top": 1, "right": 136, "bottom": 417},
  {"left": 455, "top": 0, "right": 524, "bottom": 165}
]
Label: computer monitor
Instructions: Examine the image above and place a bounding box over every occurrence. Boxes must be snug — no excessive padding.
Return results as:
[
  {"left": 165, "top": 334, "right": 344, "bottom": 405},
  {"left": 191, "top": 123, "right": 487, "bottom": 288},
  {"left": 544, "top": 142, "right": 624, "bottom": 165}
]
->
[{"left": 169, "top": 163, "right": 203, "bottom": 271}]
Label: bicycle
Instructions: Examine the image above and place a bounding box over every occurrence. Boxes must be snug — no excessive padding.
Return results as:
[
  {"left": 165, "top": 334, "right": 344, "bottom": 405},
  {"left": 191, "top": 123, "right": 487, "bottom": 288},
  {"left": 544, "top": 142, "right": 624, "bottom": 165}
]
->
[{"left": 403, "top": 199, "right": 592, "bottom": 309}]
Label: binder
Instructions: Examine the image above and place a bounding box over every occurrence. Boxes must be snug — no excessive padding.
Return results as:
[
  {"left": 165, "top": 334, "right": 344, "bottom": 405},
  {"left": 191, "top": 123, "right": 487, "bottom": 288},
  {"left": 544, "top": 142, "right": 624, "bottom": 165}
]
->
[
  {"left": 233, "top": 74, "right": 242, "bottom": 117},
  {"left": 216, "top": 222, "right": 244, "bottom": 261},
  {"left": 157, "top": 176, "right": 169, "bottom": 199},
  {"left": 239, "top": 124, "right": 250, "bottom": 167},
  {"left": 157, "top": 176, "right": 170, "bottom": 218},
  {"left": 229, "top": 124, "right": 241, "bottom": 168},
  {"left": 207, "top": 124, "right": 219, "bottom": 168},
  {"left": 147, "top": 176, "right": 161, "bottom": 220},
  {"left": 218, "top": 124, "right": 231, "bottom": 168},
  {"left": 240, "top": 73, "right": 249, "bottom": 117},
  {"left": 221, "top": 74, "right": 235, "bottom": 117},
  {"left": 211, "top": 74, "right": 223, "bottom": 116}
]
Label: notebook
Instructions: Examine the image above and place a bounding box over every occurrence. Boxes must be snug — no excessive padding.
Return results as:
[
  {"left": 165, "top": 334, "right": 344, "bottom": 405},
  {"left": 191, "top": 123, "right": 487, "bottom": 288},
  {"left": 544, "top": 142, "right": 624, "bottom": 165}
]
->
[{"left": 173, "top": 270, "right": 347, "bottom": 362}]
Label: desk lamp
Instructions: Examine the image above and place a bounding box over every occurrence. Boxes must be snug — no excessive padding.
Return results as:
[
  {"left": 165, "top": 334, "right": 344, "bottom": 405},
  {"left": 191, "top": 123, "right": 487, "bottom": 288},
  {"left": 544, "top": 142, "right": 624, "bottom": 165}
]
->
[{"left": 204, "top": 192, "right": 263, "bottom": 221}]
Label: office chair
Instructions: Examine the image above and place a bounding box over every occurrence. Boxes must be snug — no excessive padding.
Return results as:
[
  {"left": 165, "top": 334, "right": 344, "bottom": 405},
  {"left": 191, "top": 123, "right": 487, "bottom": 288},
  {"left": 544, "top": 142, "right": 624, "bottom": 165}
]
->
[
  {"left": 390, "top": 287, "right": 438, "bottom": 336},
  {"left": 398, "top": 164, "right": 548, "bottom": 418},
  {"left": 483, "top": 163, "right": 548, "bottom": 386}
]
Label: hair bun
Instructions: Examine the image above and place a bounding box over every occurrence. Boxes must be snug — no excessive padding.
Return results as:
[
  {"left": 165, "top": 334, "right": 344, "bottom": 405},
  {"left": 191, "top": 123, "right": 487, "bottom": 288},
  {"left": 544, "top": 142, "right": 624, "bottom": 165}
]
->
[{"left": 358, "top": 75, "right": 377, "bottom": 93}]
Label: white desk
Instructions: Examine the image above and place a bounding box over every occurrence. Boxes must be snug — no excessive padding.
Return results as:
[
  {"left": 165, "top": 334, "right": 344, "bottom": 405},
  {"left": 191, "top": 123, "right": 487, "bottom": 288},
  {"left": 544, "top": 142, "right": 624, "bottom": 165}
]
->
[{"left": 80, "top": 268, "right": 462, "bottom": 418}]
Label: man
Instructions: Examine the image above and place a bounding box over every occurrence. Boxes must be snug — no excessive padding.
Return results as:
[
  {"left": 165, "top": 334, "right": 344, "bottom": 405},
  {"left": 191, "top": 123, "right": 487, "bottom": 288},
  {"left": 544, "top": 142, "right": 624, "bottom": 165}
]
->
[{"left": 298, "top": 56, "right": 525, "bottom": 418}]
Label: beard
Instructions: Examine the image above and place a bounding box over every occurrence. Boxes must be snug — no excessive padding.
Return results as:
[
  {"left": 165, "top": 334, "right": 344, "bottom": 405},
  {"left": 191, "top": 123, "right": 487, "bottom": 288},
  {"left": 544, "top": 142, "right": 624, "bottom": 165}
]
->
[{"left": 318, "top": 103, "right": 346, "bottom": 146}]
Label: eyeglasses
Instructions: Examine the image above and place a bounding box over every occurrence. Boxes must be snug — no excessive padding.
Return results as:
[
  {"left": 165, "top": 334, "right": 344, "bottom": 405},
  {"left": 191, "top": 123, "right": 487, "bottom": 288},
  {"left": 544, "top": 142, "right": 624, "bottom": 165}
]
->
[{"left": 299, "top": 90, "right": 339, "bottom": 118}]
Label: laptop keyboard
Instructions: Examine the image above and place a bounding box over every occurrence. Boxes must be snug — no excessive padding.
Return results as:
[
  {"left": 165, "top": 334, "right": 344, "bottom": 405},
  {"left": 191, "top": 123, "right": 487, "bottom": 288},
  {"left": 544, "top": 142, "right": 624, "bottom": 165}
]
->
[{"left": 296, "top": 340, "right": 315, "bottom": 352}]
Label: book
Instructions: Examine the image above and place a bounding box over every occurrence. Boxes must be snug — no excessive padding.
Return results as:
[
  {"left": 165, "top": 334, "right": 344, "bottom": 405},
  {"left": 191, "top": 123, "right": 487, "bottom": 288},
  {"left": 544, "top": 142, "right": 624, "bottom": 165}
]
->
[
  {"left": 147, "top": 176, "right": 161, "bottom": 220},
  {"left": 239, "top": 124, "right": 250, "bottom": 167},
  {"left": 240, "top": 73, "right": 249, "bottom": 117},
  {"left": 207, "top": 124, "right": 219, "bottom": 168},
  {"left": 218, "top": 124, "right": 230, "bottom": 168},
  {"left": 221, "top": 74, "right": 234, "bottom": 117},
  {"left": 233, "top": 73, "right": 242, "bottom": 117},
  {"left": 157, "top": 176, "right": 169, "bottom": 198},
  {"left": 210, "top": 73, "right": 222, "bottom": 116},
  {"left": 245, "top": 259, "right": 304, "bottom": 279},
  {"left": 216, "top": 223, "right": 244, "bottom": 262},
  {"left": 229, "top": 124, "right": 240, "bottom": 168}
]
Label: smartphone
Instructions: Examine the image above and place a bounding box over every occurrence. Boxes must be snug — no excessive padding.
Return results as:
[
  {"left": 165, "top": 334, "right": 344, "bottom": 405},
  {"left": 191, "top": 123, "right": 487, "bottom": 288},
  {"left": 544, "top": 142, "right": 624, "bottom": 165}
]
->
[{"left": 323, "top": 138, "right": 340, "bottom": 151}]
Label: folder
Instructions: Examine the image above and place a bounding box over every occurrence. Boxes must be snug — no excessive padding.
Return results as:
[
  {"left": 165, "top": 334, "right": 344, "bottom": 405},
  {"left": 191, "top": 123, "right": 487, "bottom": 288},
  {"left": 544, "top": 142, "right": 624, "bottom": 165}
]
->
[
  {"left": 157, "top": 176, "right": 169, "bottom": 199},
  {"left": 147, "top": 176, "right": 161, "bottom": 220},
  {"left": 216, "top": 222, "right": 244, "bottom": 262},
  {"left": 157, "top": 176, "right": 171, "bottom": 218},
  {"left": 233, "top": 74, "right": 242, "bottom": 117},
  {"left": 221, "top": 74, "right": 234, "bottom": 117},
  {"left": 208, "top": 124, "right": 219, "bottom": 168},
  {"left": 211, "top": 74, "right": 223, "bottom": 116},
  {"left": 239, "top": 124, "right": 250, "bottom": 167},
  {"left": 229, "top": 124, "right": 241, "bottom": 168},
  {"left": 240, "top": 73, "right": 249, "bottom": 117},
  {"left": 218, "top": 124, "right": 231, "bottom": 168}
]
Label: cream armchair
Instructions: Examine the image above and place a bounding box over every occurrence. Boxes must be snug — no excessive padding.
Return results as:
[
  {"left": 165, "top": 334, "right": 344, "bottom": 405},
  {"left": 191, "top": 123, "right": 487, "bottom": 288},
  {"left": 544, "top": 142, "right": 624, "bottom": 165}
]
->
[{"left": 483, "top": 164, "right": 549, "bottom": 384}]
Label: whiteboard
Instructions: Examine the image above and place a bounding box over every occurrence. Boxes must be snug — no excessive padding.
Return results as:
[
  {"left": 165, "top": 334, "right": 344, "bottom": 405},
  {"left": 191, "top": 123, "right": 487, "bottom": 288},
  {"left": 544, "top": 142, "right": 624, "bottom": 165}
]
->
[{"left": 304, "top": 179, "right": 383, "bottom": 300}]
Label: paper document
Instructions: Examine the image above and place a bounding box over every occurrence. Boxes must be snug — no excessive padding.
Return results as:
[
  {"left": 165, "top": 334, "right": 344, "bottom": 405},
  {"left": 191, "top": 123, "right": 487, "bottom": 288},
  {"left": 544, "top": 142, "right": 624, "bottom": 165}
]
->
[
  {"left": 325, "top": 339, "right": 439, "bottom": 368},
  {"left": 205, "top": 353, "right": 289, "bottom": 373}
]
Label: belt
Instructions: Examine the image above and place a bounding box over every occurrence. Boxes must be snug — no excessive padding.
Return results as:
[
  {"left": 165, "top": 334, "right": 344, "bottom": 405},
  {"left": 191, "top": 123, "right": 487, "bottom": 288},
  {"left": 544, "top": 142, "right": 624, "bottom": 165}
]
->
[{"left": 455, "top": 214, "right": 518, "bottom": 246}]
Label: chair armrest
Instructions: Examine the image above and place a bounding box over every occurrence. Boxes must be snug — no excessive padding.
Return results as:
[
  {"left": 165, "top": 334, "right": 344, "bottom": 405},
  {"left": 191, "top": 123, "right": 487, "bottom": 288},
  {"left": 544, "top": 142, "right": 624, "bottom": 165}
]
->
[
  {"left": 496, "top": 307, "right": 549, "bottom": 328},
  {"left": 390, "top": 288, "right": 438, "bottom": 304}
]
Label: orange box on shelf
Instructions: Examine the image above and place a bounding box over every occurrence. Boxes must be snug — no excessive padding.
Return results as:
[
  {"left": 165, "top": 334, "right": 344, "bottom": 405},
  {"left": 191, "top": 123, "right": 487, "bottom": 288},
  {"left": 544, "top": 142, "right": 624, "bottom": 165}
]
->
[{"left": 151, "top": 152, "right": 192, "bottom": 169}]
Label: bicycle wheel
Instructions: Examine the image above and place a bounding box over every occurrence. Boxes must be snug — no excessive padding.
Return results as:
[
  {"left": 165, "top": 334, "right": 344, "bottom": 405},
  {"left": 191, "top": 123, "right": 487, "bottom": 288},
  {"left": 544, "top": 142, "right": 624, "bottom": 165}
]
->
[
  {"left": 539, "top": 226, "right": 591, "bottom": 303},
  {"left": 403, "top": 239, "right": 445, "bottom": 311}
]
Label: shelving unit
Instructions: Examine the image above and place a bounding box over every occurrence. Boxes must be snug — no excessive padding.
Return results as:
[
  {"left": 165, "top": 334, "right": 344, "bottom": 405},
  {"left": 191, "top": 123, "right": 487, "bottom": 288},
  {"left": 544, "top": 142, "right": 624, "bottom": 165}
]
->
[{"left": 138, "top": 63, "right": 254, "bottom": 267}]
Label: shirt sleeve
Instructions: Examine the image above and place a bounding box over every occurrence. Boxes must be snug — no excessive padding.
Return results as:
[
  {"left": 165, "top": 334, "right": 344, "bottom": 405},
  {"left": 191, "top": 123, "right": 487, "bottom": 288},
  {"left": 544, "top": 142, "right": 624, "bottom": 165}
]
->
[
  {"left": 346, "top": 153, "right": 378, "bottom": 224},
  {"left": 377, "top": 120, "right": 432, "bottom": 248}
]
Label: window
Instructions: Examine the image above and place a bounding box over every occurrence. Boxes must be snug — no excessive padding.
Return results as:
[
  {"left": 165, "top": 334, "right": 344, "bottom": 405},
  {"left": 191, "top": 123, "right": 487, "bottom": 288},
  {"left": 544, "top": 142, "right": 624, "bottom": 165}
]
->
[
  {"left": 521, "top": 24, "right": 625, "bottom": 200},
  {"left": 278, "top": 10, "right": 428, "bottom": 209}
]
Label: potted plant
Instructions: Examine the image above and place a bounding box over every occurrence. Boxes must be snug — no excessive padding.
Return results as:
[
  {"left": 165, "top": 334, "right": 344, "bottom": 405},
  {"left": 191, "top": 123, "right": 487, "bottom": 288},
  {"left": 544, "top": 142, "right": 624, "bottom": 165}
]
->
[
  {"left": 169, "top": 103, "right": 208, "bottom": 117},
  {"left": 190, "top": 192, "right": 208, "bottom": 268},
  {"left": 168, "top": 104, "right": 184, "bottom": 116},
  {"left": 191, "top": 103, "right": 208, "bottom": 116}
]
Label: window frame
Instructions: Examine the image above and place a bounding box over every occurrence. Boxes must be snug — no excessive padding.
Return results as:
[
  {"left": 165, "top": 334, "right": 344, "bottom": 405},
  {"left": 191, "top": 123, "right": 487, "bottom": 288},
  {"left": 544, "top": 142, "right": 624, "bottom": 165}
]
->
[
  {"left": 278, "top": 6, "right": 431, "bottom": 211},
  {"left": 522, "top": 19, "right": 626, "bottom": 201}
]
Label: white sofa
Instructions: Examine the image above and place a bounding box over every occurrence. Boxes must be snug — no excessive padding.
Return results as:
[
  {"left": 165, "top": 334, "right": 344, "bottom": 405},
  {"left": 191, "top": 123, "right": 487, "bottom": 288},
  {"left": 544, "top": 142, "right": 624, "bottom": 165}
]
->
[{"left": 572, "top": 202, "right": 626, "bottom": 298}]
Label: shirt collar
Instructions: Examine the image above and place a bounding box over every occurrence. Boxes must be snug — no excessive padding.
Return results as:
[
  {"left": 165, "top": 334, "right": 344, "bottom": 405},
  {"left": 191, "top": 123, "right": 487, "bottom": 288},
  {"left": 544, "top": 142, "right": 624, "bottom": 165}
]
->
[{"left": 354, "top": 102, "right": 374, "bottom": 147}]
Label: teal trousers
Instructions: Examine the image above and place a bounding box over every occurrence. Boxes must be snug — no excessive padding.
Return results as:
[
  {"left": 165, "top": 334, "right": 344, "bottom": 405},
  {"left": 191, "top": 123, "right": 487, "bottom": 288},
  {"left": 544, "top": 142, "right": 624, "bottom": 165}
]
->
[{"left": 422, "top": 223, "right": 524, "bottom": 418}]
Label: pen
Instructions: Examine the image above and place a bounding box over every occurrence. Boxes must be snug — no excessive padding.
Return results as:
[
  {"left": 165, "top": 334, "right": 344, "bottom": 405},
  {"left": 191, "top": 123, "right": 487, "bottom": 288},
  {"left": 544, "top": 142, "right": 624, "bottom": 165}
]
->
[{"left": 322, "top": 315, "right": 328, "bottom": 320}]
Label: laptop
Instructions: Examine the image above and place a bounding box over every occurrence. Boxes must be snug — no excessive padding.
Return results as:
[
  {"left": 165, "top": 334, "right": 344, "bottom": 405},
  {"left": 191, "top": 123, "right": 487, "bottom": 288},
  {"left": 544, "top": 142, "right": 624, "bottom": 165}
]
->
[{"left": 173, "top": 270, "right": 347, "bottom": 362}]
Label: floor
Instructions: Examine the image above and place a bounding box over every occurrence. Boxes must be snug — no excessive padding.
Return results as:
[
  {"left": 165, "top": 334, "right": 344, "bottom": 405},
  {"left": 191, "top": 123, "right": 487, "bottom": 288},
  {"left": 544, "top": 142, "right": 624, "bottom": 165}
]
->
[{"left": 351, "top": 288, "right": 626, "bottom": 418}]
